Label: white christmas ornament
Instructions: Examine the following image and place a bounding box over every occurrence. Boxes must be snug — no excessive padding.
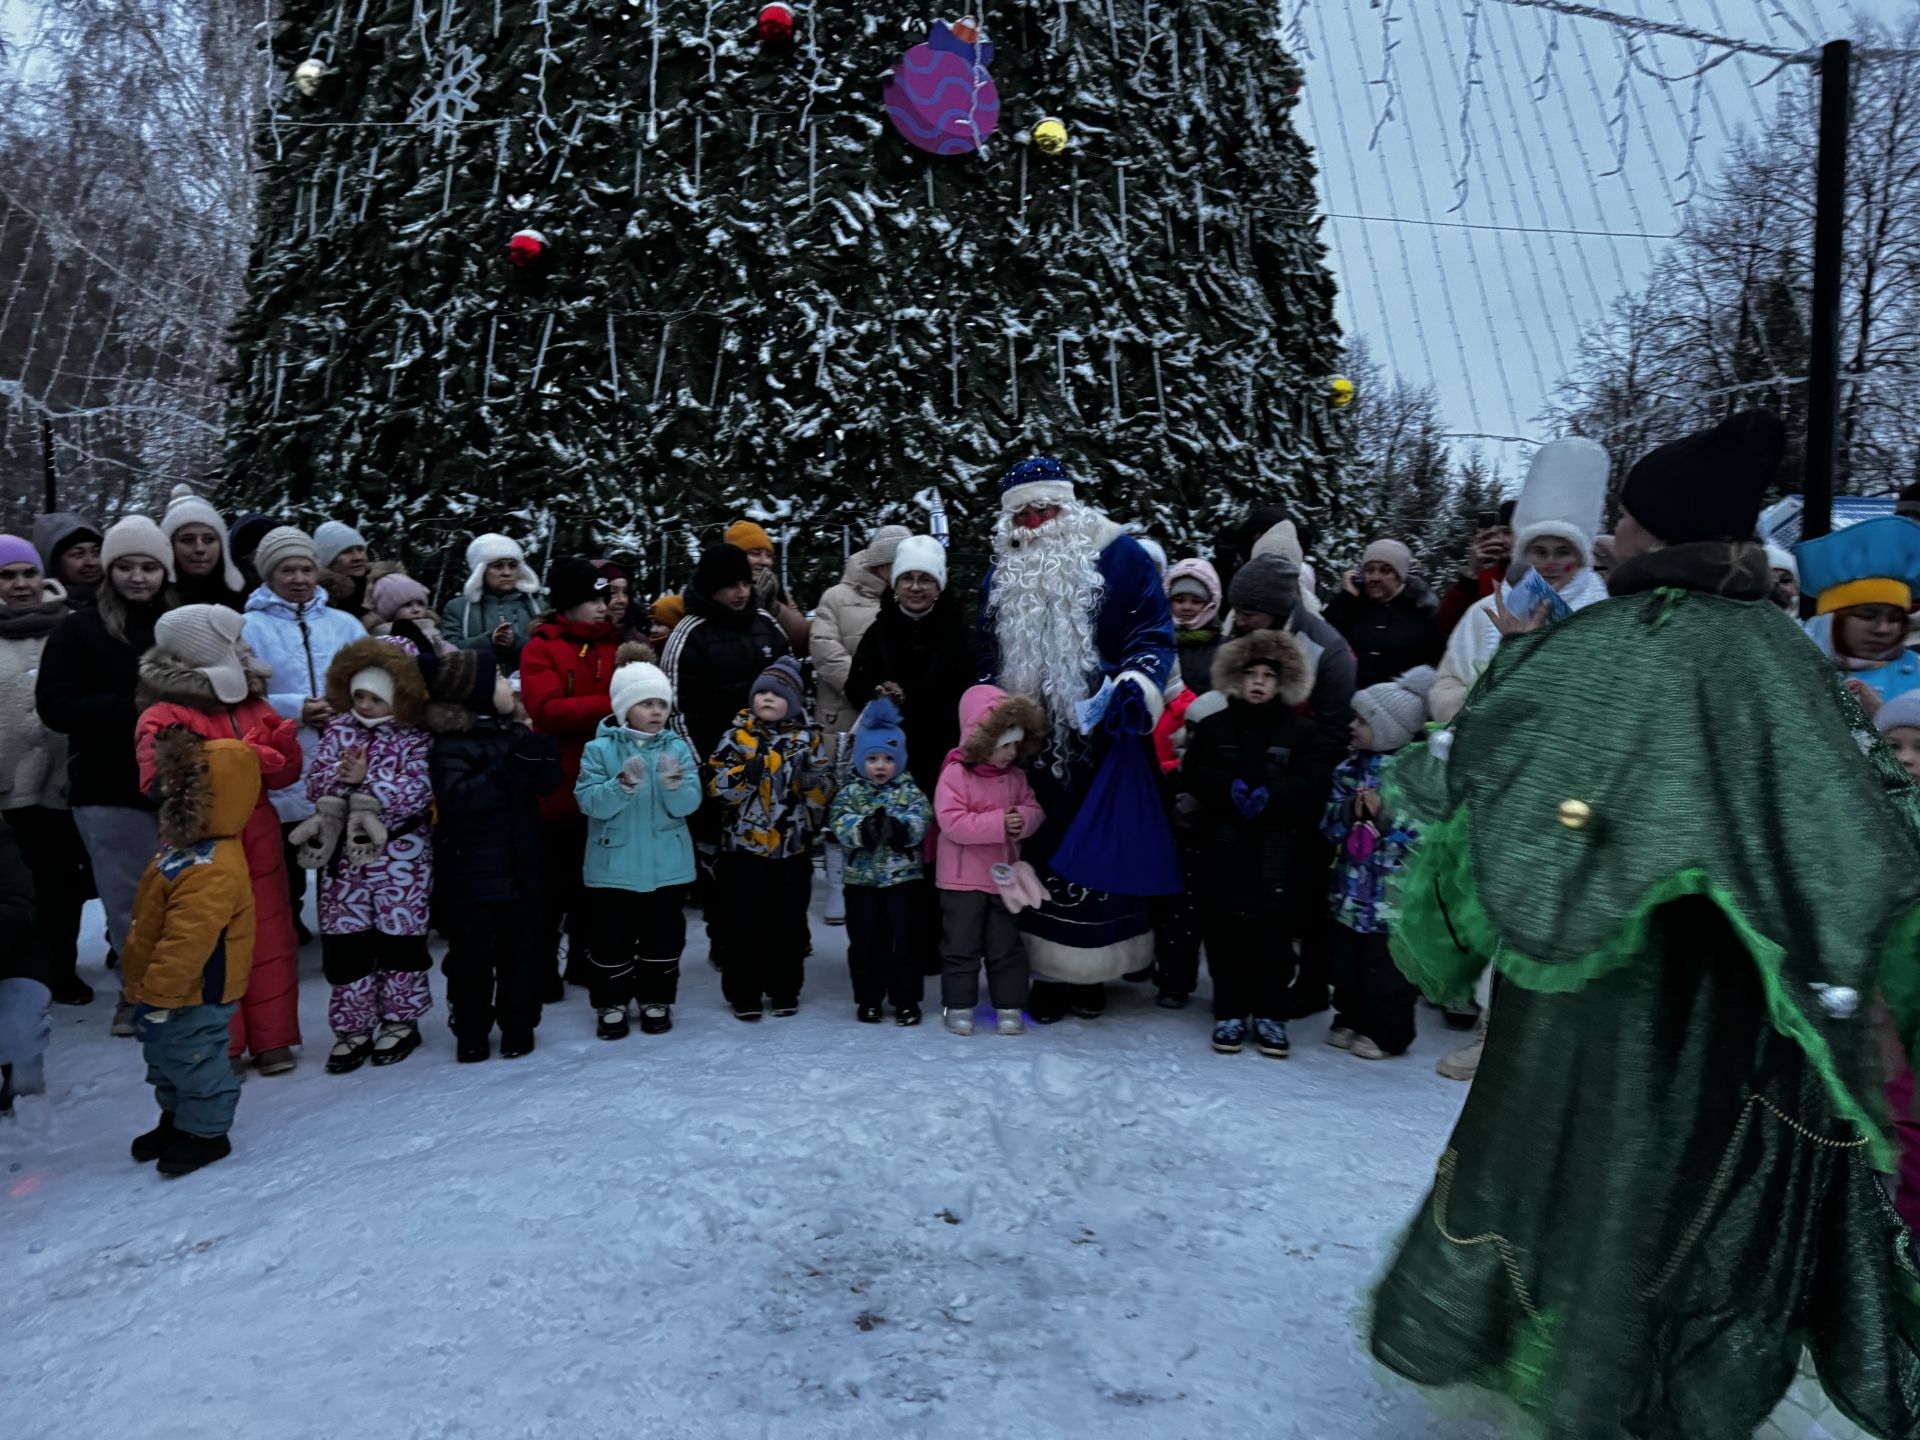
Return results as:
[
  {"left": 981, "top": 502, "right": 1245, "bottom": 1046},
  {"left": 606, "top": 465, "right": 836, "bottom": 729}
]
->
[{"left": 292, "top": 58, "right": 331, "bottom": 97}]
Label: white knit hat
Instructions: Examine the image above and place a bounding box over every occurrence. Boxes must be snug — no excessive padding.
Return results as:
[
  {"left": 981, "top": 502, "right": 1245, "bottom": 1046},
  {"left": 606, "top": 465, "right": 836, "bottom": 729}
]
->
[
  {"left": 155, "top": 604, "right": 250, "bottom": 704},
  {"left": 99, "top": 516, "right": 176, "bottom": 581},
  {"left": 1511, "top": 438, "right": 1609, "bottom": 566},
  {"left": 251, "top": 526, "right": 316, "bottom": 585},
  {"left": 1352, "top": 665, "right": 1437, "bottom": 752},
  {"left": 610, "top": 659, "right": 673, "bottom": 721},
  {"left": 892, "top": 534, "right": 948, "bottom": 592},
  {"left": 349, "top": 665, "right": 396, "bottom": 706},
  {"left": 462, "top": 533, "right": 541, "bottom": 603},
  {"left": 159, "top": 486, "right": 242, "bottom": 592},
  {"left": 313, "top": 520, "right": 369, "bottom": 571}
]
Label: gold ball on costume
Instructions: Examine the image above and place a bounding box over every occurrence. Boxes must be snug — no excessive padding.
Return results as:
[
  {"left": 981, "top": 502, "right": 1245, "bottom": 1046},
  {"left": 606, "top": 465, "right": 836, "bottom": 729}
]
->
[
  {"left": 1557, "top": 799, "right": 1593, "bottom": 830},
  {"left": 292, "top": 58, "right": 331, "bottom": 96},
  {"left": 1330, "top": 376, "right": 1356, "bottom": 408},
  {"left": 1031, "top": 118, "right": 1069, "bottom": 156}
]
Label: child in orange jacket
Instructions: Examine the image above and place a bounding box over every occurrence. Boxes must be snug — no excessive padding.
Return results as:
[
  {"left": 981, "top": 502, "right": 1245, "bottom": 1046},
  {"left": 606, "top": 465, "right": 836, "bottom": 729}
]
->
[{"left": 122, "top": 731, "right": 260, "bottom": 1177}]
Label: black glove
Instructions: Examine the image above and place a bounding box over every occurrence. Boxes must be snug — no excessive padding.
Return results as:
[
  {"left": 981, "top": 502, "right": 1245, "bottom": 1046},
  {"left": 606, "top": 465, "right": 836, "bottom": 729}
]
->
[
  {"left": 881, "top": 815, "right": 914, "bottom": 849},
  {"left": 859, "top": 811, "right": 888, "bottom": 849}
]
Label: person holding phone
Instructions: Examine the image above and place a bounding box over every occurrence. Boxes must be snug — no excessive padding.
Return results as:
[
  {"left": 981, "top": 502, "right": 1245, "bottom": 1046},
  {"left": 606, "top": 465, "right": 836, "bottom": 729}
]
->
[
  {"left": 1435, "top": 503, "right": 1516, "bottom": 634},
  {"left": 441, "top": 533, "right": 546, "bottom": 674},
  {"left": 1325, "top": 538, "right": 1444, "bottom": 690}
]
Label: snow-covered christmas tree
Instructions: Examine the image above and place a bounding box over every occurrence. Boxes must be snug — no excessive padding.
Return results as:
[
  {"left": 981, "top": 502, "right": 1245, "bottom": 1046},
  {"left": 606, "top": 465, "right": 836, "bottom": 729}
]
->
[{"left": 223, "top": 0, "right": 1349, "bottom": 584}]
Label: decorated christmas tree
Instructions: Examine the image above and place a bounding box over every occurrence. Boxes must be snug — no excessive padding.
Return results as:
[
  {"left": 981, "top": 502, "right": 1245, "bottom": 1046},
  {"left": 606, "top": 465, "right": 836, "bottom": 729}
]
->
[{"left": 223, "top": 0, "right": 1349, "bottom": 590}]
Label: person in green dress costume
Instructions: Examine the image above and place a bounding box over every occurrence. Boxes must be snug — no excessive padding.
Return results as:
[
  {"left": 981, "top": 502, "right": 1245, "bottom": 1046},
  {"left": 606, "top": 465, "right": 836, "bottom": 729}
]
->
[{"left": 1369, "top": 410, "right": 1920, "bottom": 1439}]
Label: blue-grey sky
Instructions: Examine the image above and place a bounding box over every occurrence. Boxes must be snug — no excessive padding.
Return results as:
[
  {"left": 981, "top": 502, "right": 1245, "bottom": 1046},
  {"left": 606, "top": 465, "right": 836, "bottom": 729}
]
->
[{"left": 1288, "top": 0, "right": 1903, "bottom": 477}]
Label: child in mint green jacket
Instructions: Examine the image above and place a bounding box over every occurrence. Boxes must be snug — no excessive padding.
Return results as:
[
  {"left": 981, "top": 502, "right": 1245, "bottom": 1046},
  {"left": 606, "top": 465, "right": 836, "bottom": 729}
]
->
[
  {"left": 826, "top": 698, "right": 933, "bottom": 1026},
  {"left": 574, "top": 650, "right": 700, "bottom": 1040}
]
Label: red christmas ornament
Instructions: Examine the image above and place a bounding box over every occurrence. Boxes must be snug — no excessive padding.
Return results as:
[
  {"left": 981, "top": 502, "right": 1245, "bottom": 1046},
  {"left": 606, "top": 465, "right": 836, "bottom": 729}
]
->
[
  {"left": 755, "top": 3, "right": 794, "bottom": 47},
  {"left": 507, "top": 229, "right": 547, "bottom": 269}
]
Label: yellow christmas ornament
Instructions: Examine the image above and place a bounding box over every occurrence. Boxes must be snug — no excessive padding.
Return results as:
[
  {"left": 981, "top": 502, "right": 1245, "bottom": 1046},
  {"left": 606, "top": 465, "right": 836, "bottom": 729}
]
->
[
  {"left": 1330, "top": 375, "right": 1356, "bottom": 408},
  {"left": 1031, "top": 118, "right": 1069, "bottom": 156}
]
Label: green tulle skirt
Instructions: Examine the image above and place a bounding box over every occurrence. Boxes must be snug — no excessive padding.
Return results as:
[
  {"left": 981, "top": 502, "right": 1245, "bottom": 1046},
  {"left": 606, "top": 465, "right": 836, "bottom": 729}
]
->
[{"left": 1370, "top": 900, "right": 1920, "bottom": 1439}]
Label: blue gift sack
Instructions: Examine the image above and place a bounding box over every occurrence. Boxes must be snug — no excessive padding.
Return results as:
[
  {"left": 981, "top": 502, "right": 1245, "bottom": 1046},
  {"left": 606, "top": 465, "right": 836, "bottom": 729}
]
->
[{"left": 1048, "top": 735, "right": 1181, "bottom": 897}]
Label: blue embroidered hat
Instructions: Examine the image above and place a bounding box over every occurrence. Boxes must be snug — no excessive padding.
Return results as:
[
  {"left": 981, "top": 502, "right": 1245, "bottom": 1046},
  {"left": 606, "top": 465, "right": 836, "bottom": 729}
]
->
[
  {"left": 999, "top": 455, "right": 1075, "bottom": 514},
  {"left": 1796, "top": 514, "right": 1920, "bottom": 617}
]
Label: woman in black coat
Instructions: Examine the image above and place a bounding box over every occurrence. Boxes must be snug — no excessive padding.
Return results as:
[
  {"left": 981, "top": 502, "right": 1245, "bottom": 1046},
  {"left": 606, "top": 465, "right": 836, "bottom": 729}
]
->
[{"left": 846, "top": 545, "right": 975, "bottom": 795}]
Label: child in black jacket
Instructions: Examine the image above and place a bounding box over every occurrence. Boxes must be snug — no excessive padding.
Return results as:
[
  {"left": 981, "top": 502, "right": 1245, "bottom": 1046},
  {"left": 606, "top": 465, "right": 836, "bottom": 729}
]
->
[
  {"left": 1178, "top": 629, "right": 1333, "bottom": 1060},
  {"left": 417, "top": 635, "right": 561, "bottom": 1062}
]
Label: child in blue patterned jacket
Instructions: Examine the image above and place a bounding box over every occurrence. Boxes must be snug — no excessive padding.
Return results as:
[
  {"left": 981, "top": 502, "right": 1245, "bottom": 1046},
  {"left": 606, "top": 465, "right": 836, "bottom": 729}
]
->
[
  {"left": 826, "top": 697, "right": 933, "bottom": 1027},
  {"left": 1320, "top": 666, "right": 1434, "bottom": 1060}
]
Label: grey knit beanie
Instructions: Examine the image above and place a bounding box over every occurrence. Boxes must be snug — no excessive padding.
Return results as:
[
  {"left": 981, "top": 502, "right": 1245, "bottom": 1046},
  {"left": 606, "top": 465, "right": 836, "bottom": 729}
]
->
[
  {"left": 1352, "top": 665, "right": 1437, "bottom": 751},
  {"left": 1226, "top": 552, "right": 1300, "bottom": 620}
]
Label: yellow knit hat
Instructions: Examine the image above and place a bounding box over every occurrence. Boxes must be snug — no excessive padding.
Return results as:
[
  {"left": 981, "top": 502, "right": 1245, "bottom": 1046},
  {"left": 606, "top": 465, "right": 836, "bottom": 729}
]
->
[{"left": 723, "top": 520, "right": 774, "bottom": 554}]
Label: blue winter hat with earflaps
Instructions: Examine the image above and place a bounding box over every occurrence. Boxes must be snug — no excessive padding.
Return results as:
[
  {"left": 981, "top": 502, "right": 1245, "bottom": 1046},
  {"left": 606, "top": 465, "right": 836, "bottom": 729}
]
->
[{"left": 851, "top": 695, "right": 908, "bottom": 770}]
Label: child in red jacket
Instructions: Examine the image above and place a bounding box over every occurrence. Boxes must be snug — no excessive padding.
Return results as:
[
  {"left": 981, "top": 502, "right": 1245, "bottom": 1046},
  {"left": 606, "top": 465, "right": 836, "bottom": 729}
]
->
[
  {"left": 519, "top": 558, "right": 619, "bottom": 1000},
  {"left": 932, "top": 685, "right": 1046, "bottom": 1037}
]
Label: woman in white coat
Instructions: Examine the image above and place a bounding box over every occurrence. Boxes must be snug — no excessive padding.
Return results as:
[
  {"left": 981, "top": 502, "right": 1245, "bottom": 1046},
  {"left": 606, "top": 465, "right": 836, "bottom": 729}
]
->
[
  {"left": 241, "top": 526, "right": 368, "bottom": 928},
  {"left": 1429, "top": 438, "right": 1612, "bottom": 727}
]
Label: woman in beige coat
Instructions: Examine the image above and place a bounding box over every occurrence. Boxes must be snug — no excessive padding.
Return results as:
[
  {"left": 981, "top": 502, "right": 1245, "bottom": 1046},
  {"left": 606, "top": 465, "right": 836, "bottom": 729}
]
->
[{"left": 808, "top": 524, "right": 910, "bottom": 923}]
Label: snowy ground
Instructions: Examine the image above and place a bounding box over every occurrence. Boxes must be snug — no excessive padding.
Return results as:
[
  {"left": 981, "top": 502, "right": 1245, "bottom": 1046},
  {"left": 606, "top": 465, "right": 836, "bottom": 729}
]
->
[{"left": 5, "top": 888, "right": 1513, "bottom": 1440}]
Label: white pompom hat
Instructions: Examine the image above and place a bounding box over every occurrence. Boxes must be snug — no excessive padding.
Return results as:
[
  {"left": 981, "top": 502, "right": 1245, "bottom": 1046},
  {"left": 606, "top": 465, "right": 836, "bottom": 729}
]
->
[{"left": 159, "top": 485, "right": 243, "bottom": 592}]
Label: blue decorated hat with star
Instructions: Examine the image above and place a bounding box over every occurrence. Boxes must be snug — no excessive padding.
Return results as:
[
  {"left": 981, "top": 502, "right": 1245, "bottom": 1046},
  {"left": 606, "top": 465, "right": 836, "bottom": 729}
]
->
[{"left": 1000, "top": 455, "right": 1075, "bottom": 514}]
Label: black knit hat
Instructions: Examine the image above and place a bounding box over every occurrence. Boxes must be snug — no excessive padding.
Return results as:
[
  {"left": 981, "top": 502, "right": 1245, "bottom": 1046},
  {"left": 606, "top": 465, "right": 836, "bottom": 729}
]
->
[
  {"left": 692, "top": 542, "right": 753, "bottom": 598},
  {"left": 1619, "top": 410, "right": 1786, "bottom": 545},
  {"left": 547, "top": 555, "right": 609, "bottom": 612}
]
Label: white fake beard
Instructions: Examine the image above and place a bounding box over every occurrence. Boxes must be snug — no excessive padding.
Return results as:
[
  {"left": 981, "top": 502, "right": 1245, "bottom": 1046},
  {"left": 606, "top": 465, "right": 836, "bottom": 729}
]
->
[{"left": 988, "top": 499, "right": 1105, "bottom": 768}]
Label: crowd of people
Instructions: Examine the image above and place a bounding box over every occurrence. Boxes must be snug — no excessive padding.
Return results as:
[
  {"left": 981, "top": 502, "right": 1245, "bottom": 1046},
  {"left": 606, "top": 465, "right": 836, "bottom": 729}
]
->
[{"left": 1, "top": 435, "right": 1919, "bottom": 1178}]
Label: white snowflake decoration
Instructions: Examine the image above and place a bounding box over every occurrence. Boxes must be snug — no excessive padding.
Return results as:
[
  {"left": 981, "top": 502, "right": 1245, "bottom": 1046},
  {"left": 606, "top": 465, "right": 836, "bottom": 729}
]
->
[{"left": 408, "top": 44, "right": 486, "bottom": 145}]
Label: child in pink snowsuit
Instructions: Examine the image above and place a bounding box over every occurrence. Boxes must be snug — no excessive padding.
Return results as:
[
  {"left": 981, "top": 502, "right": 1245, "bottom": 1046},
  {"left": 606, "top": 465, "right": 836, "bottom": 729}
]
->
[
  {"left": 304, "top": 637, "right": 435, "bottom": 1072},
  {"left": 932, "top": 684, "right": 1046, "bottom": 1036}
]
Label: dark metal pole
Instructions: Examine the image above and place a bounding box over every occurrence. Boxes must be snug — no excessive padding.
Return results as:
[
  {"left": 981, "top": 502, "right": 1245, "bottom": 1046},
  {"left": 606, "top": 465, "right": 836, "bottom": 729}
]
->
[
  {"left": 41, "top": 419, "right": 57, "bottom": 512},
  {"left": 1802, "top": 38, "right": 1851, "bottom": 542}
]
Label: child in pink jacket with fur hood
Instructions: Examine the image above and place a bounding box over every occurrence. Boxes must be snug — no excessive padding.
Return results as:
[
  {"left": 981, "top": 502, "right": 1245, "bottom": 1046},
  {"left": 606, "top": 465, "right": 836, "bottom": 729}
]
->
[{"left": 933, "top": 684, "right": 1046, "bottom": 1037}]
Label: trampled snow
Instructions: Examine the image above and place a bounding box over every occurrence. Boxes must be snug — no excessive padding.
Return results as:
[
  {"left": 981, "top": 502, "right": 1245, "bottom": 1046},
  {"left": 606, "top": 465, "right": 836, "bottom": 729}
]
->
[{"left": 6, "top": 895, "right": 1511, "bottom": 1438}]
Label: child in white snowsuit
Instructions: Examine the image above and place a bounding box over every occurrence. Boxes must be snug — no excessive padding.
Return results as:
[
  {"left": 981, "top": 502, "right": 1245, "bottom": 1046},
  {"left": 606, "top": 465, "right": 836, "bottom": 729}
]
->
[
  {"left": 1320, "top": 666, "right": 1434, "bottom": 1059},
  {"left": 575, "top": 646, "right": 702, "bottom": 1040}
]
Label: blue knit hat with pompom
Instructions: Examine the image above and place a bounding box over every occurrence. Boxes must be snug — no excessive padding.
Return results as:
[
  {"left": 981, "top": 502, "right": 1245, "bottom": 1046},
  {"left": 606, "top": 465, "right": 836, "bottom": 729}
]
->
[{"left": 851, "top": 695, "right": 908, "bottom": 770}]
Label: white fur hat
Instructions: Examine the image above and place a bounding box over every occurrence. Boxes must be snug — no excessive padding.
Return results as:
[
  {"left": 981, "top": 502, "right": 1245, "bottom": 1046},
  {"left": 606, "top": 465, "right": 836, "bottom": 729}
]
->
[
  {"left": 1135, "top": 536, "right": 1168, "bottom": 574},
  {"left": 610, "top": 659, "right": 673, "bottom": 721},
  {"left": 462, "top": 533, "right": 542, "bottom": 603},
  {"left": 1764, "top": 544, "right": 1799, "bottom": 583},
  {"left": 159, "top": 486, "right": 243, "bottom": 592},
  {"left": 892, "top": 534, "right": 948, "bottom": 592},
  {"left": 1512, "top": 438, "right": 1609, "bottom": 565}
]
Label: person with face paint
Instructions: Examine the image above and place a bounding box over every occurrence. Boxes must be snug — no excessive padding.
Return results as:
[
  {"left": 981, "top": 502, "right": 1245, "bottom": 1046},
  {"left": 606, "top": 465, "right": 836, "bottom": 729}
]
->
[
  {"left": 35, "top": 516, "right": 180, "bottom": 1035},
  {"left": 1371, "top": 411, "right": 1920, "bottom": 1437},
  {"left": 1428, "top": 438, "right": 1613, "bottom": 728}
]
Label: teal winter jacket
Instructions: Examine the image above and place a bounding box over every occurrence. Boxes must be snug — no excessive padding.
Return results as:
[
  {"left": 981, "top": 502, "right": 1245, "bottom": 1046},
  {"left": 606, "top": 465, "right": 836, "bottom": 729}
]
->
[
  {"left": 575, "top": 717, "right": 702, "bottom": 893},
  {"left": 440, "top": 589, "right": 545, "bottom": 672},
  {"left": 827, "top": 773, "right": 933, "bottom": 888}
]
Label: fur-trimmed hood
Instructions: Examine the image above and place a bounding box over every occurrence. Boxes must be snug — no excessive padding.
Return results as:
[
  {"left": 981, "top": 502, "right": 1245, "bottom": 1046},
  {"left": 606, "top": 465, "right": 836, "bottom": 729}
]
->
[
  {"left": 323, "top": 636, "right": 430, "bottom": 726},
  {"left": 152, "top": 728, "right": 258, "bottom": 844},
  {"left": 1210, "top": 629, "right": 1314, "bottom": 705},
  {"left": 137, "top": 644, "right": 271, "bottom": 710},
  {"left": 955, "top": 685, "right": 1049, "bottom": 766}
]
